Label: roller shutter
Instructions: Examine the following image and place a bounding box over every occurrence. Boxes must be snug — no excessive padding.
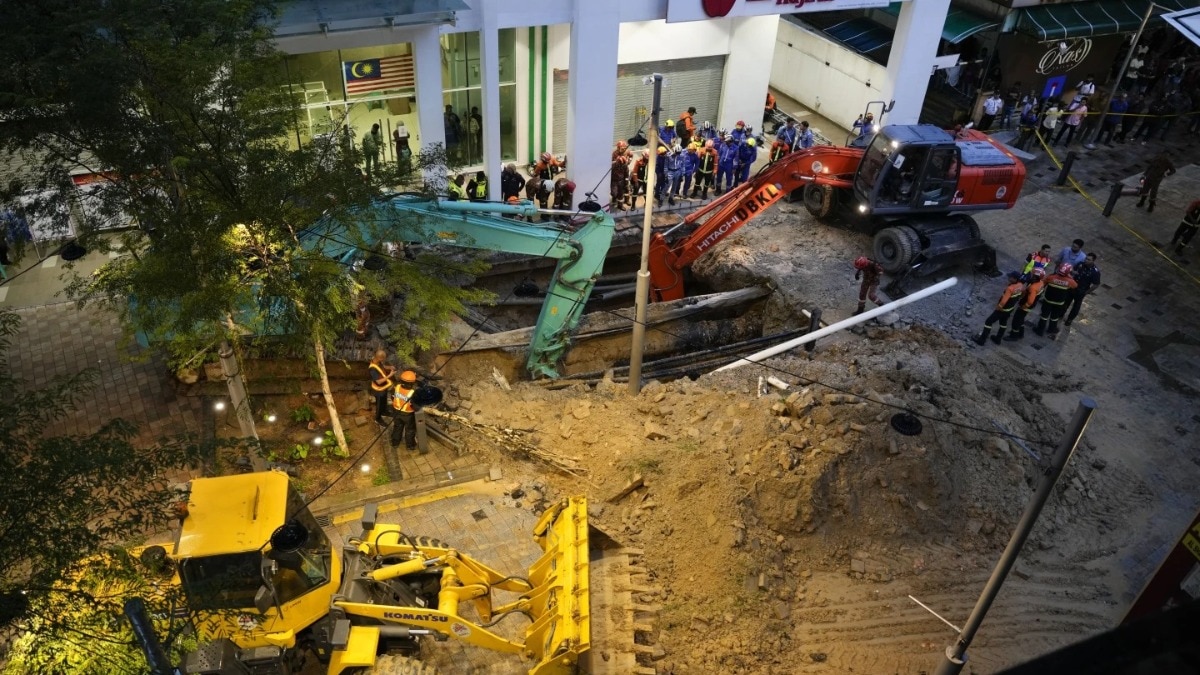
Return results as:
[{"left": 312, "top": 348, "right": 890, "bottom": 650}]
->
[{"left": 551, "top": 55, "right": 727, "bottom": 154}]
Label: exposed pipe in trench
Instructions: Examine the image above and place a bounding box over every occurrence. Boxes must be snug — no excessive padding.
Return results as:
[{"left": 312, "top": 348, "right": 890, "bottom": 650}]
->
[{"left": 713, "top": 277, "right": 959, "bottom": 373}]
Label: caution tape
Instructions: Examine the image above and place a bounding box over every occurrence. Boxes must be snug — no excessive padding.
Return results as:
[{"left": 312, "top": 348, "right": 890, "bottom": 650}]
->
[{"left": 1033, "top": 129, "right": 1200, "bottom": 287}]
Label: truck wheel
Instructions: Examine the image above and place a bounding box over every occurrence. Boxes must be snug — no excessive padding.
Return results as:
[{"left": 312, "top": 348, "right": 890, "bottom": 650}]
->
[
  {"left": 803, "top": 184, "right": 835, "bottom": 220},
  {"left": 367, "top": 654, "right": 441, "bottom": 675},
  {"left": 874, "top": 227, "right": 920, "bottom": 274}
]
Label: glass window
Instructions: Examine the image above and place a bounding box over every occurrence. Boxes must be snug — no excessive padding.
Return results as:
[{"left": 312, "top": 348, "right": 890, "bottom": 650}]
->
[
  {"left": 180, "top": 552, "right": 262, "bottom": 611},
  {"left": 855, "top": 136, "right": 890, "bottom": 200}
]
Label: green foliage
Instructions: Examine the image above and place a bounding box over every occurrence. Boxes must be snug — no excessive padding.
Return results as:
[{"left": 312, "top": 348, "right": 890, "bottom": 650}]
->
[
  {"left": 372, "top": 466, "right": 392, "bottom": 486},
  {"left": 2, "top": 550, "right": 192, "bottom": 675},
  {"left": 321, "top": 430, "right": 349, "bottom": 459},
  {"left": 290, "top": 443, "right": 309, "bottom": 461},
  {"left": 0, "top": 311, "right": 208, "bottom": 586},
  {"left": 290, "top": 404, "right": 315, "bottom": 423}
]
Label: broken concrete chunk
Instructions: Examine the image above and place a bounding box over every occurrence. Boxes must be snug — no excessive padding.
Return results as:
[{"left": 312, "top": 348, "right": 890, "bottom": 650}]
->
[
  {"left": 850, "top": 558, "right": 866, "bottom": 574},
  {"left": 607, "top": 474, "right": 644, "bottom": 504},
  {"left": 644, "top": 421, "right": 670, "bottom": 440}
]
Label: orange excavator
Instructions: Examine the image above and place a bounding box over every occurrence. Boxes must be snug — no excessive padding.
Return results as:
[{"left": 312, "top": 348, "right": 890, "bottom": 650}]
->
[{"left": 647, "top": 124, "right": 1027, "bottom": 301}]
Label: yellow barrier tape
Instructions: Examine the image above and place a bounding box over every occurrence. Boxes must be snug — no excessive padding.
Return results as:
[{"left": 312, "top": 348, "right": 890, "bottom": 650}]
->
[{"left": 1032, "top": 130, "right": 1200, "bottom": 287}]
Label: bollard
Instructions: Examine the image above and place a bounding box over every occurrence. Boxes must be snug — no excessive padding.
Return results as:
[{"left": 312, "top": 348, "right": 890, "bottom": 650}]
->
[
  {"left": 1103, "top": 182, "right": 1123, "bottom": 217},
  {"left": 805, "top": 309, "right": 822, "bottom": 353},
  {"left": 1055, "top": 151, "right": 1077, "bottom": 186}
]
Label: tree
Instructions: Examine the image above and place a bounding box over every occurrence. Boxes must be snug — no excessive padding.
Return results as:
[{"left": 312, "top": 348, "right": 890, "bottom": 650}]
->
[
  {"left": 0, "top": 310, "right": 206, "bottom": 663},
  {"left": 0, "top": 0, "right": 487, "bottom": 459}
]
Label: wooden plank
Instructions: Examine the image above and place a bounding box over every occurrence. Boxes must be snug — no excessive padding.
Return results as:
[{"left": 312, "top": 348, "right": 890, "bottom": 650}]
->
[{"left": 448, "top": 287, "right": 771, "bottom": 352}]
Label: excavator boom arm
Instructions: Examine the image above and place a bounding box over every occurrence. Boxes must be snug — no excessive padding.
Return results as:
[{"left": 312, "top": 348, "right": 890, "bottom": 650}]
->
[
  {"left": 301, "top": 196, "right": 615, "bottom": 378},
  {"left": 649, "top": 146, "right": 864, "bottom": 301}
]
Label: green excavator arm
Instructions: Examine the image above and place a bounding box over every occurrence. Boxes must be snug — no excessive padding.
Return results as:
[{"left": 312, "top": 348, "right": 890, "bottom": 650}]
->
[{"left": 301, "top": 196, "right": 615, "bottom": 379}]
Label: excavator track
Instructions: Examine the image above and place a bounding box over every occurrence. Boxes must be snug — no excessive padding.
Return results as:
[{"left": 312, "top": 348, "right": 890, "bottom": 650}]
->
[{"left": 585, "top": 545, "right": 660, "bottom": 675}]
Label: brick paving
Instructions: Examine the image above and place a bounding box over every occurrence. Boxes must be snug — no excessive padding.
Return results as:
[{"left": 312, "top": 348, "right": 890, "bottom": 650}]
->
[{"left": 8, "top": 303, "right": 207, "bottom": 446}]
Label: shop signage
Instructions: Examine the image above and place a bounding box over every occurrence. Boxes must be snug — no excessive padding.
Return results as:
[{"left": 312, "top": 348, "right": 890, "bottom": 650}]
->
[
  {"left": 1035, "top": 38, "right": 1093, "bottom": 76},
  {"left": 670, "top": 0, "right": 896, "bottom": 23},
  {"left": 995, "top": 32, "right": 1122, "bottom": 103}
]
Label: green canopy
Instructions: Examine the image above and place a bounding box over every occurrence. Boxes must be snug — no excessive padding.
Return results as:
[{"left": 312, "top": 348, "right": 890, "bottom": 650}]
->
[
  {"left": 1016, "top": 0, "right": 1193, "bottom": 40},
  {"left": 882, "top": 3, "right": 1000, "bottom": 43}
]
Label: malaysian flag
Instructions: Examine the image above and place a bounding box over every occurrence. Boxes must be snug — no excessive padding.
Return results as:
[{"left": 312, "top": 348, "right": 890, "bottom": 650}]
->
[{"left": 343, "top": 56, "right": 415, "bottom": 95}]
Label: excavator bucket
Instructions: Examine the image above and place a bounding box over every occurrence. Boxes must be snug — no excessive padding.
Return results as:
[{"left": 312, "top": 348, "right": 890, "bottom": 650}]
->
[{"left": 524, "top": 497, "right": 657, "bottom": 675}]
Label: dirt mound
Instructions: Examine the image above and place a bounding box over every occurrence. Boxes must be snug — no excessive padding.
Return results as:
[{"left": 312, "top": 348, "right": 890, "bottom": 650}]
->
[{"left": 447, "top": 323, "right": 1108, "bottom": 673}]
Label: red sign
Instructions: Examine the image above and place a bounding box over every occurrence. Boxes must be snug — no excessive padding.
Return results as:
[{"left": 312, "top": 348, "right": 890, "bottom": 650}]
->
[
  {"left": 702, "top": 0, "right": 737, "bottom": 17},
  {"left": 675, "top": 0, "right": 892, "bottom": 23}
]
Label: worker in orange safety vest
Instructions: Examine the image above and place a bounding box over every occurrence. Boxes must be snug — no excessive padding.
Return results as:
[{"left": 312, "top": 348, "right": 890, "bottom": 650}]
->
[{"left": 390, "top": 370, "right": 419, "bottom": 451}]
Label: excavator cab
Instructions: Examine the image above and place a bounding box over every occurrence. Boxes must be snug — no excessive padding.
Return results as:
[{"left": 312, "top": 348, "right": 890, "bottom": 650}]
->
[{"left": 853, "top": 126, "right": 960, "bottom": 216}]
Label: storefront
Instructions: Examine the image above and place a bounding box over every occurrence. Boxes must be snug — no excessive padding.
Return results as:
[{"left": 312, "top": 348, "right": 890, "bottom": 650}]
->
[{"left": 269, "top": 0, "right": 947, "bottom": 206}]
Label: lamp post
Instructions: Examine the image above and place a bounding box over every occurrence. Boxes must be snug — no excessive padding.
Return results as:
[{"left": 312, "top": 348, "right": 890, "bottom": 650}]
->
[
  {"left": 1086, "top": 2, "right": 1157, "bottom": 149},
  {"left": 628, "top": 73, "right": 663, "bottom": 395}
]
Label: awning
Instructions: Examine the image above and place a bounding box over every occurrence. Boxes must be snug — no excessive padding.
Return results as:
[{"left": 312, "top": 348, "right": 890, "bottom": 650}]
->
[
  {"left": 825, "top": 17, "right": 894, "bottom": 55},
  {"left": 1016, "top": 0, "right": 1193, "bottom": 41},
  {"left": 1164, "top": 7, "right": 1200, "bottom": 48},
  {"left": 882, "top": 3, "right": 1000, "bottom": 44},
  {"left": 274, "top": 0, "right": 470, "bottom": 39}
]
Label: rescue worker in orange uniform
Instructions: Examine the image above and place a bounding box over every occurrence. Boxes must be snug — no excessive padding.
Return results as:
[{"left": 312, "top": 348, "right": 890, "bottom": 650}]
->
[
  {"left": 678, "top": 107, "right": 697, "bottom": 147},
  {"left": 611, "top": 143, "right": 632, "bottom": 210},
  {"left": 368, "top": 349, "right": 395, "bottom": 427},
  {"left": 631, "top": 150, "right": 649, "bottom": 209},
  {"left": 973, "top": 271, "right": 1026, "bottom": 345},
  {"left": 390, "top": 370, "right": 419, "bottom": 451},
  {"left": 692, "top": 140, "right": 718, "bottom": 199},
  {"left": 533, "top": 152, "right": 562, "bottom": 181},
  {"left": 1033, "top": 264, "right": 1078, "bottom": 339},
  {"left": 1005, "top": 268, "right": 1046, "bottom": 341},
  {"left": 853, "top": 256, "right": 885, "bottom": 315}
]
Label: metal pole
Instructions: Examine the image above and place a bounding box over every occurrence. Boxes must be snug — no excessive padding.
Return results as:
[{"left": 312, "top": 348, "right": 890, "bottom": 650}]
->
[
  {"left": 628, "top": 74, "right": 663, "bottom": 395},
  {"left": 804, "top": 308, "right": 822, "bottom": 353},
  {"left": 219, "top": 339, "right": 264, "bottom": 468},
  {"left": 1087, "top": 2, "right": 1155, "bottom": 148},
  {"left": 935, "top": 398, "right": 1097, "bottom": 675}
]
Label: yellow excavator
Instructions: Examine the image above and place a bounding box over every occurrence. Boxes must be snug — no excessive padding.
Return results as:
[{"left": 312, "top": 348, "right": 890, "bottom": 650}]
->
[{"left": 126, "top": 471, "right": 650, "bottom": 675}]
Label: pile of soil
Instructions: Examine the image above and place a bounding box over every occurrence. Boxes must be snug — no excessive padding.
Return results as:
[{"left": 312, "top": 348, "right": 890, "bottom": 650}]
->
[{"left": 449, "top": 325, "right": 1117, "bottom": 673}]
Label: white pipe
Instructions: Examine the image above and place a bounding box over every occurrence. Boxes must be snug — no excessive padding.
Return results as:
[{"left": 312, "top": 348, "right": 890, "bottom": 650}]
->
[{"left": 713, "top": 276, "right": 959, "bottom": 373}]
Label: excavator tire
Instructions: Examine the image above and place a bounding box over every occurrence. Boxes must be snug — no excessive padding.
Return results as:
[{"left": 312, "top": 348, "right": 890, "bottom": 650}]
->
[
  {"left": 803, "top": 183, "right": 836, "bottom": 220},
  {"left": 874, "top": 226, "right": 920, "bottom": 274},
  {"left": 367, "top": 653, "right": 441, "bottom": 675}
]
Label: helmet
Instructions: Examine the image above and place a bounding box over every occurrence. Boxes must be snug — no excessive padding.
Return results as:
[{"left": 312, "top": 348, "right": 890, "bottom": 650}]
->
[
  {"left": 747, "top": 138, "right": 756, "bottom": 147},
  {"left": 672, "top": 143, "right": 682, "bottom": 152},
  {"left": 1032, "top": 268, "right": 1047, "bottom": 279},
  {"left": 702, "top": 121, "right": 712, "bottom": 129},
  {"left": 657, "top": 146, "right": 666, "bottom": 154},
  {"left": 616, "top": 140, "right": 628, "bottom": 152},
  {"left": 705, "top": 140, "right": 714, "bottom": 148},
  {"left": 665, "top": 119, "right": 675, "bottom": 127},
  {"left": 736, "top": 120, "right": 745, "bottom": 127},
  {"left": 562, "top": 180, "right": 576, "bottom": 192},
  {"left": 540, "top": 152, "right": 551, "bottom": 162},
  {"left": 399, "top": 370, "right": 417, "bottom": 383},
  {"left": 1057, "top": 263, "right": 1073, "bottom": 275},
  {"left": 688, "top": 142, "right": 699, "bottom": 150},
  {"left": 853, "top": 256, "right": 870, "bottom": 270}
]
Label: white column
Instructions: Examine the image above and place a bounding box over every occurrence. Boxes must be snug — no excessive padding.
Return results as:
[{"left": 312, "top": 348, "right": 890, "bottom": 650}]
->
[
  {"left": 481, "top": 4, "right": 502, "bottom": 202},
  {"left": 566, "top": 4, "right": 619, "bottom": 209},
  {"left": 882, "top": 0, "right": 951, "bottom": 125},
  {"left": 718, "top": 16, "right": 779, "bottom": 133},
  {"left": 413, "top": 26, "right": 446, "bottom": 190}
]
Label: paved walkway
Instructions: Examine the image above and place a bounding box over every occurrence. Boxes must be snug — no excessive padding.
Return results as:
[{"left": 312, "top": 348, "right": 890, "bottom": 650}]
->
[{"left": 8, "top": 303, "right": 207, "bottom": 444}]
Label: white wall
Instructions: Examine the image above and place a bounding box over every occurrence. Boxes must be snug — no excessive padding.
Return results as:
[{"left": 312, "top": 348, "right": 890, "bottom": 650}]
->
[
  {"left": 719, "top": 16, "right": 778, "bottom": 133},
  {"left": 771, "top": 19, "right": 887, "bottom": 132},
  {"left": 617, "top": 19, "right": 732, "bottom": 64}
]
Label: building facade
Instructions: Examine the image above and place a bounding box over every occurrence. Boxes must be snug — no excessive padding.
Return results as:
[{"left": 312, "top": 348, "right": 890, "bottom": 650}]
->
[{"left": 269, "top": 0, "right": 947, "bottom": 205}]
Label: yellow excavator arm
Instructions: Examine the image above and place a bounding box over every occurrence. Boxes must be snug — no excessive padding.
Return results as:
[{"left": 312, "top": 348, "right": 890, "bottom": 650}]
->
[{"left": 330, "top": 497, "right": 593, "bottom": 675}]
